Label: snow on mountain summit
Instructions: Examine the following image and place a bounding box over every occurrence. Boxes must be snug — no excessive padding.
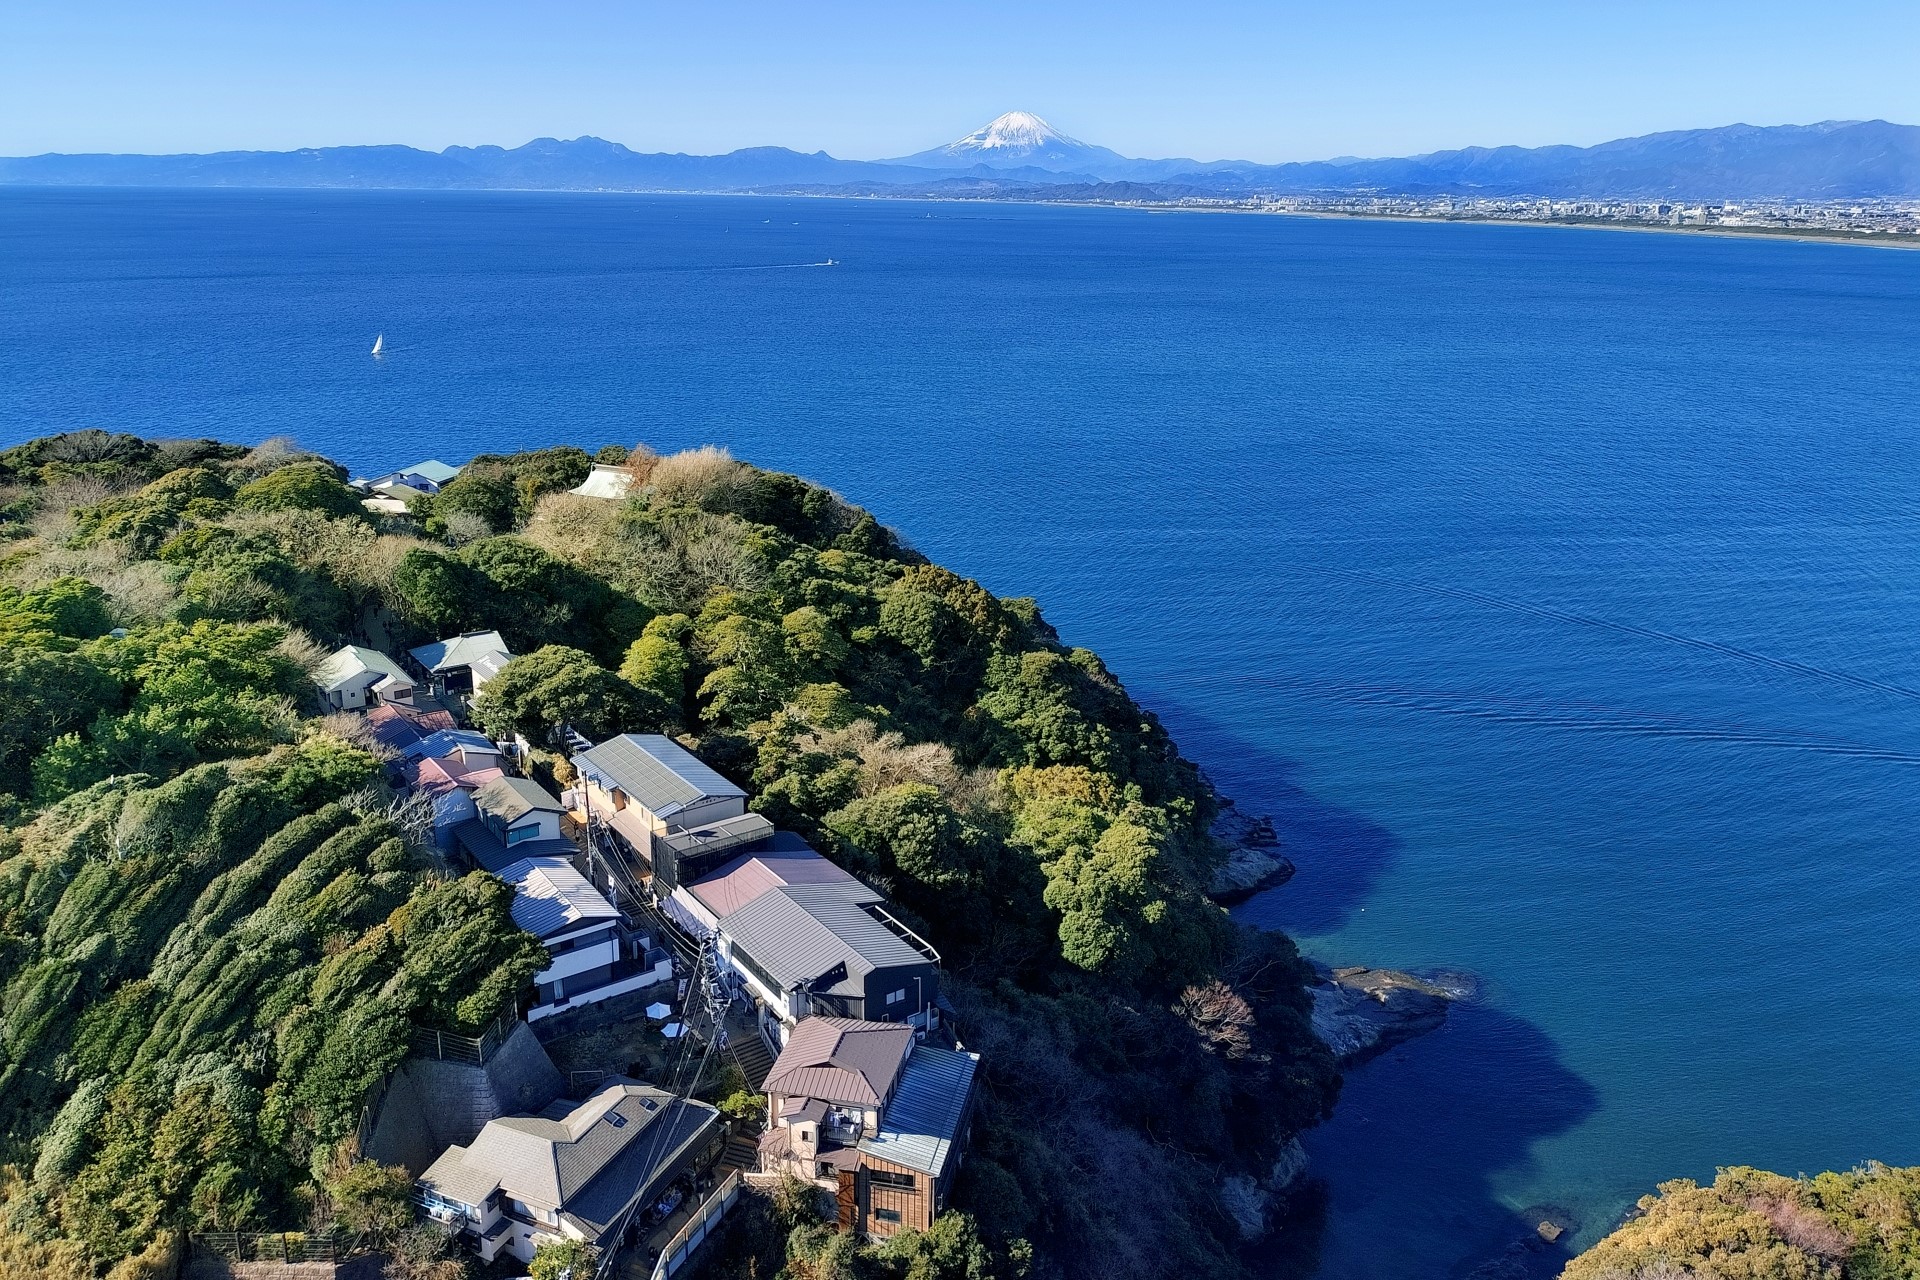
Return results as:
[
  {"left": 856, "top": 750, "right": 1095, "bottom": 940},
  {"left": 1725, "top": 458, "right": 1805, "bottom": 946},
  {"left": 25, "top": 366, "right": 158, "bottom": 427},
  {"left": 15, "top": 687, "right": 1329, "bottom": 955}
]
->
[
  {"left": 887, "top": 111, "right": 1160, "bottom": 177},
  {"left": 950, "top": 112, "right": 1082, "bottom": 153}
]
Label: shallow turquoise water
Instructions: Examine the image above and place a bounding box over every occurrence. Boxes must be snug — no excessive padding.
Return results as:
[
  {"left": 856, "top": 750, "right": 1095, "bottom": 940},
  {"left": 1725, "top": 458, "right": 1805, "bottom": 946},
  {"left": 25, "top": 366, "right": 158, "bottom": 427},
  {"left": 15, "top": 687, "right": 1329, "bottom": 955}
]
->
[{"left": 5, "top": 188, "right": 1920, "bottom": 1276}]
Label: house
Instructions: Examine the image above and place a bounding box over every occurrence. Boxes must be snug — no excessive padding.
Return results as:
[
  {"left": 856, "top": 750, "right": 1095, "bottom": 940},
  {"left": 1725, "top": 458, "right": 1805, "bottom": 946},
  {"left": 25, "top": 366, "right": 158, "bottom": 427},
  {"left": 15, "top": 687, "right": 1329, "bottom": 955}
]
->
[
  {"left": 757, "top": 1017, "right": 979, "bottom": 1239},
  {"left": 496, "top": 855, "right": 672, "bottom": 1021},
  {"left": 313, "top": 644, "right": 416, "bottom": 711},
  {"left": 472, "top": 776, "right": 567, "bottom": 850},
  {"left": 654, "top": 829, "right": 942, "bottom": 1044},
  {"left": 410, "top": 630, "right": 514, "bottom": 696},
  {"left": 663, "top": 831, "right": 872, "bottom": 936},
  {"left": 403, "top": 754, "right": 506, "bottom": 851},
  {"left": 362, "top": 459, "right": 462, "bottom": 495},
  {"left": 416, "top": 1081, "right": 724, "bottom": 1266},
  {"left": 570, "top": 734, "right": 747, "bottom": 874},
  {"left": 569, "top": 465, "right": 636, "bottom": 500},
  {"left": 716, "top": 881, "right": 940, "bottom": 1041},
  {"left": 399, "top": 728, "right": 506, "bottom": 769}
]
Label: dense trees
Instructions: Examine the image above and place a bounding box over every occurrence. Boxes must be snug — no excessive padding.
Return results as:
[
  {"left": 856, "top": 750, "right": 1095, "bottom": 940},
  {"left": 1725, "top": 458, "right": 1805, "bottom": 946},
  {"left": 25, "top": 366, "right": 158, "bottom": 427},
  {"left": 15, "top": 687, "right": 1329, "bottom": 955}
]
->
[
  {"left": 0, "top": 738, "right": 544, "bottom": 1268},
  {"left": 0, "top": 431, "right": 1338, "bottom": 1280},
  {"left": 1566, "top": 1163, "right": 1920, "bottom": 1279},
  {"left": 469, "top": 645, "right": 665, "bottom": 742}
]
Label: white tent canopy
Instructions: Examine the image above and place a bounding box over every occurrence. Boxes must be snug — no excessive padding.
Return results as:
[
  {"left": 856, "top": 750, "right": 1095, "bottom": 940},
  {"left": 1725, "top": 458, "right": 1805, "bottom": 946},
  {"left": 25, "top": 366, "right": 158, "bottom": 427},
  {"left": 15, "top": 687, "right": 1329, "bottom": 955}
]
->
[{"left": 645, "top": 1002, "right": 672, "bottom": 1021}]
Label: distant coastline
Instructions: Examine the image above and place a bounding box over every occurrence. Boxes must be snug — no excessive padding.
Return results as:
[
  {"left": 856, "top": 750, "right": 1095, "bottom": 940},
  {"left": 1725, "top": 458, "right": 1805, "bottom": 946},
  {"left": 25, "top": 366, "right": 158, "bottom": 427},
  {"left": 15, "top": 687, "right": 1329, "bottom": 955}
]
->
[{"left": 9, "top": 181, "right": 1912, "bottom": 251}]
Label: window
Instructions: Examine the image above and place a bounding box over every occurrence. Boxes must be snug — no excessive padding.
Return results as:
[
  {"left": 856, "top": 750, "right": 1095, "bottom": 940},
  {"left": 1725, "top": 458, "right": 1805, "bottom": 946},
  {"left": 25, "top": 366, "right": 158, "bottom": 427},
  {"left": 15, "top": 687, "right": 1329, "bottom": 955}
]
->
[
  {"left": 867, "top": 1169, "right": 917, "bottom": 1191},
  {"left": 505, "top": 824, "right": 539, "bottom": 846},
  {"left": 874, "top": 1208, "right": 902, "bottom": 1224},
  {"left": 885, "top": 989, "right": 907, "bottom": 1005}
]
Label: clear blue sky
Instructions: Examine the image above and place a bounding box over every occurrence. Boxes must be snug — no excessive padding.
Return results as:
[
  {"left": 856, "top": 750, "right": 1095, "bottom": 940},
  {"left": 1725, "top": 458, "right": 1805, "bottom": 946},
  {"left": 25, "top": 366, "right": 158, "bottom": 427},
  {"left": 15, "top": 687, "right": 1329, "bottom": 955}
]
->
[{"left": 4, "top": 0, "right": 1916, "bottom": 162}]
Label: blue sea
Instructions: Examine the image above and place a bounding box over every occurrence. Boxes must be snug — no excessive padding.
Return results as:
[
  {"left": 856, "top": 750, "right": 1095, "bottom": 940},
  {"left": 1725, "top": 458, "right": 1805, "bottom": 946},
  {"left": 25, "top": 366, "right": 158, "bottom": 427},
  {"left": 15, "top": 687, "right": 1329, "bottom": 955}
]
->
[{"left": 6, "top": 188, "right": 1920, "bottom": 1277}]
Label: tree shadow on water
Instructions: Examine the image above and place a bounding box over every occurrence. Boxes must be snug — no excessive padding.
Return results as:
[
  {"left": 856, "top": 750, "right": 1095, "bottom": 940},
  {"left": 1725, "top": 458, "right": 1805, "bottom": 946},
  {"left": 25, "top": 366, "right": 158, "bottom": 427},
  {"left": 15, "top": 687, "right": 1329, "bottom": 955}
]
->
[
  {"left": 1139, "top": 693, "right": 1399, "bottom": 936},
  {"left": 1260, "top": 1001, "right": 1602, "bottom": 1280}
]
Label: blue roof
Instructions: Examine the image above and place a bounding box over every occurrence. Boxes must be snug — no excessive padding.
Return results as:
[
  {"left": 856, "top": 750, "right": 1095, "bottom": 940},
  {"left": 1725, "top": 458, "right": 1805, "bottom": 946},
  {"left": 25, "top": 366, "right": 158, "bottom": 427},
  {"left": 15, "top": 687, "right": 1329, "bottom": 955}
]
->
[
  {"left": 399, "top": 728, "right": 500, "bottom": 760},
  {"left": 858, "top": 1043, "right": 978, "bottom": 1179},
  {"left": 406, "top": 459, "right": 462, "bottom": 484}
]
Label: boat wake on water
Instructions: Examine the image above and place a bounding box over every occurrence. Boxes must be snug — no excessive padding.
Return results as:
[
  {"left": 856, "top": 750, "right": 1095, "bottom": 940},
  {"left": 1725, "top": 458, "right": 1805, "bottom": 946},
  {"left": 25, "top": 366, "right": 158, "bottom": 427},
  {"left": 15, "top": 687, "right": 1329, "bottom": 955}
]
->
[
  {"left": 715, "top": 259, "right": 839, "bottom": 271},
  {"left": 1323, "top": 567, "right": 1920, "bottom": 703}
]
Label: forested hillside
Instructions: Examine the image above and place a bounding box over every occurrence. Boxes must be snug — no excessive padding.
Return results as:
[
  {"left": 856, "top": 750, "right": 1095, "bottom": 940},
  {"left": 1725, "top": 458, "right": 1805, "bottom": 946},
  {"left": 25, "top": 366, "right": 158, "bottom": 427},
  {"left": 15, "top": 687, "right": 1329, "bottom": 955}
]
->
[
  {"left": 1565, "top": 1163, "right": 1920, "bottom": 1279},
  {"left": 0, "top": 430, "right": 1339, "bottom": 1280}
]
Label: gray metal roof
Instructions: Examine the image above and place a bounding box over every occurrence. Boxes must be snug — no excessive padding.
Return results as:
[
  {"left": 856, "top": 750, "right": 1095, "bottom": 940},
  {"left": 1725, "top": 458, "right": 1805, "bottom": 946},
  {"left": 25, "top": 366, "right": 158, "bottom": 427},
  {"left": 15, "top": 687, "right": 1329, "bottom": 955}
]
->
[
  {"left": 719, "top": 883, "right": 928, "bottom": 998},
  {"left": 859, "top": 1044, "right": 979, "bottom": 1179},
  {"left": 497, "top": 855, "right": 619, "bottom": 939},
  {"left": 574, "top": 734, "right": 744, "bottom": 819},
  {"left": 761, "top": 1017, "right": 914, "bottom": 1109},
  {"left": 314, "top": 644, "right": 411, "bottom": 692},
  {"left": 473, "top": 776, "right": 565, "bottom": 824},
  {"left": 410, "top": 630, "right": 512, "bottom": 674}
]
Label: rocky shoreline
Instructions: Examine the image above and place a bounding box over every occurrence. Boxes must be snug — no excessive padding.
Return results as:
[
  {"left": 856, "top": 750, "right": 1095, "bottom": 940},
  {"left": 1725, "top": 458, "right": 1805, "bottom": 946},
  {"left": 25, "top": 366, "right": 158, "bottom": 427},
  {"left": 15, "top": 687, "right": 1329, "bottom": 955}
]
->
[
  {"left": 1207, "top": 795, "right": 1296, "bottom": 903},
  {"left": 1309, "top": 964, "right": 1469, "bottom": 1067},
  {"left": 1210, "top": 794, "right": 1477, "bottom": 1240}
]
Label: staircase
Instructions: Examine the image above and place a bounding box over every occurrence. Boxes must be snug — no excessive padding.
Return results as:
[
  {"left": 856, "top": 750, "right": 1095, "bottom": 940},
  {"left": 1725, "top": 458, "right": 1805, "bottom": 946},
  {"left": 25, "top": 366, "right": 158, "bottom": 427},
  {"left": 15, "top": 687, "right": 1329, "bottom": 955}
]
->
[
  {"left": 721, "top": 1131, "right": 760, "bottom": 1172},
  {"left": 727, "top": 1025, "right": 774, "bottom": 1093}
]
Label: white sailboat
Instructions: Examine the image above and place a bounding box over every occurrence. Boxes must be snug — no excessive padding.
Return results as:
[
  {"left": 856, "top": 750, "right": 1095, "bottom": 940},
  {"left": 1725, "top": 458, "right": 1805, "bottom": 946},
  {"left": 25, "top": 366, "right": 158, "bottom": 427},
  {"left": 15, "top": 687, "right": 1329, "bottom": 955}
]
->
[{"left": 370, "top": 333, "right": 385, "bottom": 357}]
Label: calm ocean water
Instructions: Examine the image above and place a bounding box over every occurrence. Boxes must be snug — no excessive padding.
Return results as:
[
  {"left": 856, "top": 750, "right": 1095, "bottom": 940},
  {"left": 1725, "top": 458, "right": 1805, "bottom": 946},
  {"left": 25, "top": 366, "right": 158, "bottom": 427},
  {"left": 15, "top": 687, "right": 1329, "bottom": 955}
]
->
[{"left": 5, "top": 188, "right": 1920, "bottom": 1276}]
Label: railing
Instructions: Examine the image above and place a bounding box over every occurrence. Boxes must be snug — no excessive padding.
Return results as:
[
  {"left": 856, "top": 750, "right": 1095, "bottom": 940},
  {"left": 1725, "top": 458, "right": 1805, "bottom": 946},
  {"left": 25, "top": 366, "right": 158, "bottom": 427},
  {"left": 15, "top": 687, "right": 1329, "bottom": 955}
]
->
[
  {"left": 648, "top": 1169, "right": 742, "bottom": 1280},
  {"left": 408, "top": 1009, "right": 519, "bottom": 1065},
  {"left": 192, "top": 1230, "right": 345, "bottom": 1263},
  {"left": 861, "top": 903, "right": 941, "bottom": 965}
]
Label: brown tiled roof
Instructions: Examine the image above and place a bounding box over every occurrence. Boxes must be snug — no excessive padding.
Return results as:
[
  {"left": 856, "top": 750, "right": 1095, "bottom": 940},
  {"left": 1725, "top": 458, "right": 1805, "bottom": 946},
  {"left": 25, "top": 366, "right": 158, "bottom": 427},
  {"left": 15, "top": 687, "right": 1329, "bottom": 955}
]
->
[{"left": 760, "top": 1017, "right": 913, "bottom": 1109}]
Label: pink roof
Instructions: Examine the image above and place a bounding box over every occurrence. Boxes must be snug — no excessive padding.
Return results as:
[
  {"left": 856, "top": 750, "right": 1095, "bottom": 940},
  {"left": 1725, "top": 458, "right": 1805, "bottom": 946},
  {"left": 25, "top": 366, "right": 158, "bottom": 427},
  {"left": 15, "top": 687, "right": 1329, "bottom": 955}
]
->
[
  {"left": 687, "top": 847, "right": 875, "bottom": 919},
  {"left": 406, "top": 755, "right": 505, "bottom": 796}
]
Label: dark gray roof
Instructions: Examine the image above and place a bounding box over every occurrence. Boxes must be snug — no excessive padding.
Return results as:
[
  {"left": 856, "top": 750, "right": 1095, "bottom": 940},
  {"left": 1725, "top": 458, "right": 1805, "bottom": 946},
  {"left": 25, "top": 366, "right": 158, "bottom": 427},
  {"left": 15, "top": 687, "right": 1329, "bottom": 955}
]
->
[
  {"left": 859, "top": 1044, "right": 979, "bottom": 1178},
  {"left": 474, "top": 776, "right": 565, "bottom": 824},
  {"left": 720, "top": 883, "right": 929, "bottom": 998},
  {"left": 453, "top": 819, "right": 578, "bottom": 875},
  {"left": 562, "top": 1097, "right": 719, "bottom": 1238},
  {"left": 446, "top": 1081, "right": 719, "bottom": 1233},
  {"left": 761, "top": 1017, "right": 914, "bottom": 1109},
  {"left": 574, "top": 734, "right": 745, "bottom": 820}
]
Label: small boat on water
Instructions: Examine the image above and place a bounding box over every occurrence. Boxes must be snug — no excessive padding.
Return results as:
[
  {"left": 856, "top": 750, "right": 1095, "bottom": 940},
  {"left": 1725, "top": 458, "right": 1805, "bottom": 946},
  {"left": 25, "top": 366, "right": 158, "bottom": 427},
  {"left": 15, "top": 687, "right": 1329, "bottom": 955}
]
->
[{"left": 371, "top": 334, "right": 385, "bottom": 357}]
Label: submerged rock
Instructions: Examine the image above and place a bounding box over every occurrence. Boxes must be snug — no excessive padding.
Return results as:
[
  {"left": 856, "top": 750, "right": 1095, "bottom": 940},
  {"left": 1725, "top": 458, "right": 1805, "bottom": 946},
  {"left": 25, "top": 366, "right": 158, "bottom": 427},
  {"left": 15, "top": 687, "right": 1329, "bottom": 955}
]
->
[
  {"left": 1308, "top": 965, "right": 1459, "bottom": 1066},
  {"left": 1462, "top": 1206, "right": 1580, "bottom": 1280},
  {"left": 1209, "top": 797, "right": 1295, "bottom": 903}
]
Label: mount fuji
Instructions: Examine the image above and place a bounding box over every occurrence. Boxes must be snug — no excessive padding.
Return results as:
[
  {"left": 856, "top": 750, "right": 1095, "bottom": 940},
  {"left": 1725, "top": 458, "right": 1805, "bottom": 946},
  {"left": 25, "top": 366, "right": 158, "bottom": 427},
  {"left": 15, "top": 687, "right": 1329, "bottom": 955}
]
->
[{"left": 889, "top": 111, "right": 1138, "bottom": 175}]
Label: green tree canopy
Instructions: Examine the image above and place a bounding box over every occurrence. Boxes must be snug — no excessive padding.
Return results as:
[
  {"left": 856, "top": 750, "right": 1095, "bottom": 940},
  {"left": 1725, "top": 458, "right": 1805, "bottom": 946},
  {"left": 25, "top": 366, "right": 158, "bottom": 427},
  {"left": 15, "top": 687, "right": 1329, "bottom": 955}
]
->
[
  {"left": 233, "top": 462, "right": 363, "bottom": 521},
  {"left": 469, "top": 645, "right": 665, "bottom": 742}
]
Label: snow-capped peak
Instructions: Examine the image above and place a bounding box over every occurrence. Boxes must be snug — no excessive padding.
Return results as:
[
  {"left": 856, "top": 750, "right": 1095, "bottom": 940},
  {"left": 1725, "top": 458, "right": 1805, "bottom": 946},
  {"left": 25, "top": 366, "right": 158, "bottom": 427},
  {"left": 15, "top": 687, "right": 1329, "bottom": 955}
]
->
[{"left": 946, "top": 111, "right": 1083, "bottom": 154}]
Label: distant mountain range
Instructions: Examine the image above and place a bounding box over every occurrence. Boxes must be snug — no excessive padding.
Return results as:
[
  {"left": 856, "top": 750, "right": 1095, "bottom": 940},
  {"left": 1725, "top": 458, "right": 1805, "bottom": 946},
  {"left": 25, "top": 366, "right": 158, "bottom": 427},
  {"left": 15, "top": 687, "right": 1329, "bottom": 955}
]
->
[{"left": 6, "top": 113, "right": 1919, "bottom": 201}]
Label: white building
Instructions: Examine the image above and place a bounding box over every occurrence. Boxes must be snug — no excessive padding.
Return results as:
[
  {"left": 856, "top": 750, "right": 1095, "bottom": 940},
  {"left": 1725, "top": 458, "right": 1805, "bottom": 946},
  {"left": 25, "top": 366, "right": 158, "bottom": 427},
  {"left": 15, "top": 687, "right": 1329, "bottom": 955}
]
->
[{"left": 313, "top": 644, "right": 416, "bottom": 711}]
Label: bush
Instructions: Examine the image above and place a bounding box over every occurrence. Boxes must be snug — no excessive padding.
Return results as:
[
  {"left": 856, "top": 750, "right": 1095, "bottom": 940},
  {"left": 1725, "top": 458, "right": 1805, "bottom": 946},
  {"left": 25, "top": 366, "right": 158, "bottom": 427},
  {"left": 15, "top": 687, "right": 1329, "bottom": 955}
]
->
[{"left": 234, "top": 462, "right": 362, "bottom": 520}]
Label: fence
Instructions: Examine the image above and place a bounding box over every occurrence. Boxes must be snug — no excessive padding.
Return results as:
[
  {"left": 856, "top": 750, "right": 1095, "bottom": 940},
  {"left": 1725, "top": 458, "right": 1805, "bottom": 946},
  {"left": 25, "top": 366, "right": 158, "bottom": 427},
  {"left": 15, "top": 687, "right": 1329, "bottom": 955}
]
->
[
  {"left": 648, "top": 1169, "right": 742, "bottom": 1280},
  {"left": 407, "top": 1009, "right": 518, "bottom": 1065},
  {"left": 192, "top": 1230, "right": 345, "bottom": 1263}
]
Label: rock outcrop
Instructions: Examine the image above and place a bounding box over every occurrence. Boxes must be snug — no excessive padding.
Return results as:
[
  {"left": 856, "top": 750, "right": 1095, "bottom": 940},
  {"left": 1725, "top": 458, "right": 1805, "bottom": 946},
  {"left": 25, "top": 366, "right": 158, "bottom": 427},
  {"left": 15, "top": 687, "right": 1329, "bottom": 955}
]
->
[
  {"left": 1208, "top": 797, "right": 1295, "bottom": 903},
  {"left": 1219, "top": 1137, "right": 1312, "bottom": 1241},
  {"left": 1308, "top": 965, "right": 1466, "bottom": 1066}
]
